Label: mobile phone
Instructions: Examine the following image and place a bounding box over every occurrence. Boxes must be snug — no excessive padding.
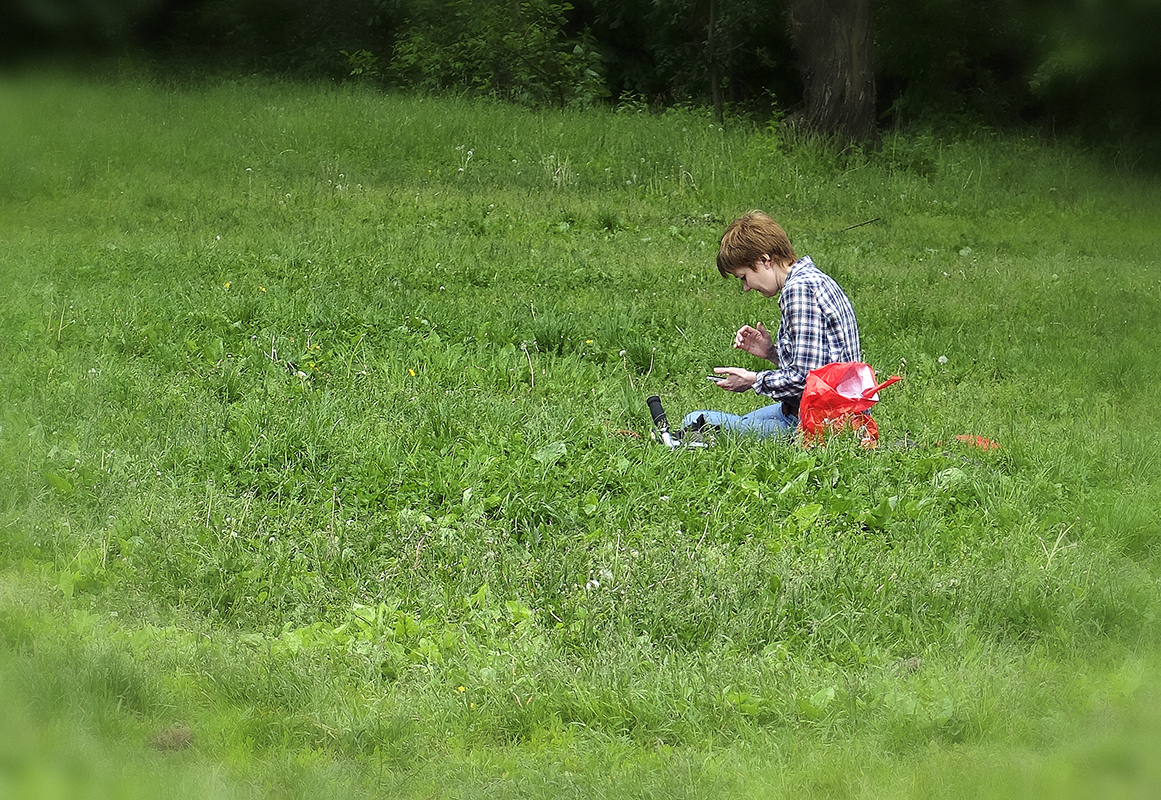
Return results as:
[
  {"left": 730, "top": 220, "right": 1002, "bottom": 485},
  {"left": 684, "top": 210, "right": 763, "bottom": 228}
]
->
[{"left": 706, "top": 374, "right": 725, "bottom": 382}]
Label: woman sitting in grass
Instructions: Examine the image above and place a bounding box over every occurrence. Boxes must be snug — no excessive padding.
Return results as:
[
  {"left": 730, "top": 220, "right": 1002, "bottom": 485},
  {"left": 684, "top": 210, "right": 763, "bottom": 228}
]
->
[{"left": 683, "top": 210, "right": 862, "bottom": 438}]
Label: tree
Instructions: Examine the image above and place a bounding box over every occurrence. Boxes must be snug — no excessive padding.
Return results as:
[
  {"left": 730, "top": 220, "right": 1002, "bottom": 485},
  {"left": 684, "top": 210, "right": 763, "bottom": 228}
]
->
[{"left": 786, "top": 0, "right": 876, "bottom": 143}]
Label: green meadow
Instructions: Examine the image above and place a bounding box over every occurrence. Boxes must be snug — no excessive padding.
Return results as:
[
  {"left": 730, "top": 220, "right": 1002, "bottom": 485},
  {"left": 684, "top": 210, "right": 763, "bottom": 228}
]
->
[{"left": 1, "top": 73, "right": 1160, "bottom": 798}]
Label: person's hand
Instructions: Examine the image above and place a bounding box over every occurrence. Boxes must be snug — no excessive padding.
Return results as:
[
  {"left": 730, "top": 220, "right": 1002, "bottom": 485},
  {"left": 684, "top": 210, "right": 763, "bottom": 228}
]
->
[
  {"left": 733, "top": 323, "right": 775, "bottom": 362},
  {"left": 710, "top": 367, "right": 757, "bottom": 392}
]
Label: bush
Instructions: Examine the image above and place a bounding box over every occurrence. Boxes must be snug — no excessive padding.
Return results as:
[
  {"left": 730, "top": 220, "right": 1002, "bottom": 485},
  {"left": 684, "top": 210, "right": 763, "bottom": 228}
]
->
[{"left": 387, "top": 0, "right": 607, "bottom": 107}]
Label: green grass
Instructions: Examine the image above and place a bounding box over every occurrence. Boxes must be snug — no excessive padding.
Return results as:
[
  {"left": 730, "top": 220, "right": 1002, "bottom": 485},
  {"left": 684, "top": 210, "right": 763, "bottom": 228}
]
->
[{"left": 1, "top": 70, "right": 1160, "bottom": 797}]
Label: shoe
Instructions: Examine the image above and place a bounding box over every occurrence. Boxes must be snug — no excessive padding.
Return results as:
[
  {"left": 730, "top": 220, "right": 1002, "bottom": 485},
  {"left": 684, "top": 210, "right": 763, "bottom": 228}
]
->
[{"left": 672, "top": 417, "right": 717, "bottom": 447}]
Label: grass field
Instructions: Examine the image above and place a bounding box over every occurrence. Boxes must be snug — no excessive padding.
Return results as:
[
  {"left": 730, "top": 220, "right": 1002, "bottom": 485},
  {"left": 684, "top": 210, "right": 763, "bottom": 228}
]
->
[{"left": 2, "top": 71, "right": 1160, "bottom": 798}]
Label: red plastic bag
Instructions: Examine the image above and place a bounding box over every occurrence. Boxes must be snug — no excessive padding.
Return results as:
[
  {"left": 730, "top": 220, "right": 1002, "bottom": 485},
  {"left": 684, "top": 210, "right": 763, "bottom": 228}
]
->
[{"left": 798, "top": 362, "right": 901, "bottom": 446}]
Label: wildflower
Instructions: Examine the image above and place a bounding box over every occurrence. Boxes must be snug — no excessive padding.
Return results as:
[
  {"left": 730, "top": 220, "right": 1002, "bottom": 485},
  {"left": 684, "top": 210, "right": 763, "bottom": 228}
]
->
[
  {"left": 457, "top": 685, "right": 466, "bottom": 693},
  {"left": 224, "top": 281, "right": 231, "bottom": 289},
  {"left": 938, "top": 355, "right": 948, "bottom": 365},
  {"left": 259, "top": 286, "right": 266, "bottom": 293},
  {"left": 409, "top": 369, "right": 416, "bottom": 377}
]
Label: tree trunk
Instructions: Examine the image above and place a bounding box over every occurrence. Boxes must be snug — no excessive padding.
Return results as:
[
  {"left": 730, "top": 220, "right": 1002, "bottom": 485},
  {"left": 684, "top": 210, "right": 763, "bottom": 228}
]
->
[
  {"left": 787, "top": 0, "right": 877, "bottom": 144},
  {"left": 707, "top": 0, "right": 724, "bottom": 122}
]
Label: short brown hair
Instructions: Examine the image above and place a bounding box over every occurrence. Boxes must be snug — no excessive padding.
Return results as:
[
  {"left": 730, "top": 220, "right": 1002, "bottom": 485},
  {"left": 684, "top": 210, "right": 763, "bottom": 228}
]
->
[{"left": 716, "top": 210, "right": 797, "bottom": 277}]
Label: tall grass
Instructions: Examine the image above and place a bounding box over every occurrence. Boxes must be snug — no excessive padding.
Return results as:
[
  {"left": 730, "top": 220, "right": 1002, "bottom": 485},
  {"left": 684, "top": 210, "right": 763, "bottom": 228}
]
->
[{"left": 1, "top": 72, "right": 1160, "bottom": 797}]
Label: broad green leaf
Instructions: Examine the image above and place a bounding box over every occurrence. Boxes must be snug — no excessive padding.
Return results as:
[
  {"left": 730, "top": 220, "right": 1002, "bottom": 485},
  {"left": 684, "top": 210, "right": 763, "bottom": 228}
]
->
[
  {"left": 43, "top": 470, "right": 73, "bottom": 493},
  {"left": 533, "top": 441, "right": 567, "bottom": 464}
]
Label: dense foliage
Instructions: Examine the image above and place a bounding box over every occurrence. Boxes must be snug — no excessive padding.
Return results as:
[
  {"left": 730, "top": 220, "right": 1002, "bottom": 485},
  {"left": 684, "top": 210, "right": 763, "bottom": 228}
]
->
[{"left": 3, "top": 0, "right": 1160, "bottom": 154}]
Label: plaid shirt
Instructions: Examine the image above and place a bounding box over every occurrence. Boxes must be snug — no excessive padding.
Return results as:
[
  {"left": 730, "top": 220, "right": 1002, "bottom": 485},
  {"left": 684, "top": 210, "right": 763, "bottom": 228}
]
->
[{"left": 753, "top": 256, "right": 861, "bottom": 402}]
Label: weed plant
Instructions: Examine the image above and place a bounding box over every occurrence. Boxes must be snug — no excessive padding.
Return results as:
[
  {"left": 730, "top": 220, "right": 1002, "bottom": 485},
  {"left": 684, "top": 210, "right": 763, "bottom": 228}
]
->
[{"left": 1, "top": 72, "right": 1160, "bottom": 797}]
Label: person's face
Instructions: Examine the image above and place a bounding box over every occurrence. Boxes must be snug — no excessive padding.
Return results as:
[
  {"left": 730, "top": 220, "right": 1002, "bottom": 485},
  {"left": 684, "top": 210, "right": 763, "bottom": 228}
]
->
[{"left": 733, "top": 254, "right": 786, "bottom": 297}]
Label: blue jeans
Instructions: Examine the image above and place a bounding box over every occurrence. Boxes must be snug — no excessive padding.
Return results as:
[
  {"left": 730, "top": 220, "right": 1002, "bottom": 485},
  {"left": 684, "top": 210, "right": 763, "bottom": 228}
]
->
[{"left": 681, "top": 403, "right": 799, "bottom": 439}]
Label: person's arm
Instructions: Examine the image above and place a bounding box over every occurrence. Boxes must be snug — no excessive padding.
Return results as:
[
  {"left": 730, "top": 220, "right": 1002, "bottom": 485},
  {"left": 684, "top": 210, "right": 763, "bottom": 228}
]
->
[
  {"left": 710, "top": 366, "right": 757, "bottom": 392},
  {"left": 710, "top": 322, "right": 775, "bottom": 392},
  {"left": 733, "top": 322, "right": 777, "bottom": 364},
  {"left": 751, "top": 286, "right": 825, "bottom": 399}
]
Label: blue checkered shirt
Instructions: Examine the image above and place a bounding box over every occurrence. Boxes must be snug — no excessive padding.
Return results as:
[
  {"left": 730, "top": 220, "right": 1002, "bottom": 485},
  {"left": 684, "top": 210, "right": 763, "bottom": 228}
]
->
[{"left": 753, "top": 256, "right": 861, "bottom": 402}]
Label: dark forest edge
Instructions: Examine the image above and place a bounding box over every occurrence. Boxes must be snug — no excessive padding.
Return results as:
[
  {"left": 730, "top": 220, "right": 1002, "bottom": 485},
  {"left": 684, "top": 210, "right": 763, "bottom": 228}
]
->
[{"left": 4, "top": 0, "right": 1161, "bottom": 165}]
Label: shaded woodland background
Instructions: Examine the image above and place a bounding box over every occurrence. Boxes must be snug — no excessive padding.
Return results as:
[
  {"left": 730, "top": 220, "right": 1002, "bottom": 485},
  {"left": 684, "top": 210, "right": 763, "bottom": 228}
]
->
[{"left": 4, "top": 0, "right": 1161, "bottom": 159}]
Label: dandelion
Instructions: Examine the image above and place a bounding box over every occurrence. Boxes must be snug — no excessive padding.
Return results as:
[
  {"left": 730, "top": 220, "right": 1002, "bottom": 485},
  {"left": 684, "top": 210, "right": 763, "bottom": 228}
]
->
[
  {"left": 259, "top": 286, "right": 266, "bottom": 293},
  {"left": 409, "top": 368, "right": 416, "bottom": 377},
  {"left": 224, "top": 281, "right": 231, "bottom": 289},
  {"left": 457, "top": 685, "right": 466, "bottom": 693}
]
